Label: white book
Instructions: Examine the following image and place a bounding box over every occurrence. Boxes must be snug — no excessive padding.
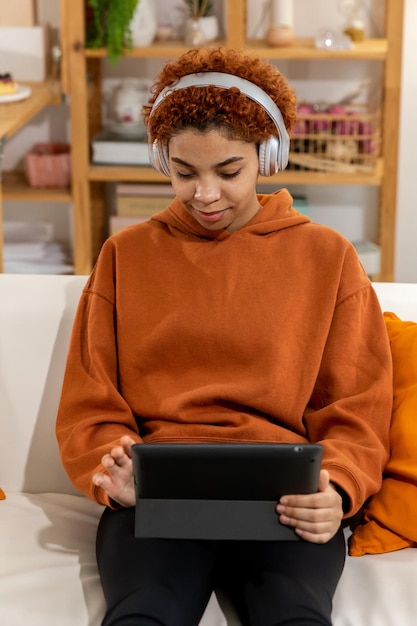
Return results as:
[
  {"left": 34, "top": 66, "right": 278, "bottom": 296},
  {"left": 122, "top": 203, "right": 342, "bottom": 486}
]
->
[
  {"left": 3, "top": 221, "right": 54, "bottom": 243},
  {"left": 4, "top": 260, "right": 75, "bottom": 274},
  {"left": 91, "top": 130, "right": 150, "bottom": 165},
  {"left": 3, "top": 242, "right": 47, "bottom": 261}
]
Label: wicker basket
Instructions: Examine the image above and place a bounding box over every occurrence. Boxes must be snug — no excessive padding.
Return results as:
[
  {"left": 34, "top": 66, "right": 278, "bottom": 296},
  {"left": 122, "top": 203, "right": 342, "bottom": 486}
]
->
[{"left": 289, "top": 104, "right": 380, "bottom": 174}]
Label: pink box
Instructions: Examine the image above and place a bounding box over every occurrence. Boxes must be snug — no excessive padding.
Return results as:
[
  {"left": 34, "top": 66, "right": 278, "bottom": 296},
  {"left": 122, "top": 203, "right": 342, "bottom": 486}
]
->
[{"left": 24, "top": 143, "right": 71, "bottom": 188}]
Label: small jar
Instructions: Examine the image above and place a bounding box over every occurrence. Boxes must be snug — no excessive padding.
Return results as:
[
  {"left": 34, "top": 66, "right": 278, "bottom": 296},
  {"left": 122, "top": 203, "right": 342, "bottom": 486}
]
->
[
  {"left": 266, "top": 24, "right": 294, "bottom": 47},
  {"left": 266, "top": 0, "right": 294, "bottom": 48},
  {"left": 344, "top": 19, "right": 366, "bottom": 42}
]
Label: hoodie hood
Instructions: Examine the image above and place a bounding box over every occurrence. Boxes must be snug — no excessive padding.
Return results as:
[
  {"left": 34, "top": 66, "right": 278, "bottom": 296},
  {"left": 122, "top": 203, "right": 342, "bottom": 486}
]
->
[{"left": 151, "top": 188, "right": 310, "bottom": 241}]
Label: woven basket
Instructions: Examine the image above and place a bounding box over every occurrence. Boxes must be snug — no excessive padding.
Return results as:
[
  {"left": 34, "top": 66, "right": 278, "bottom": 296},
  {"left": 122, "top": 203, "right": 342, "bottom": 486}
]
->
[
  {"left": 24, "top": 143, "right": 71, "bottom": 188},
  {"left": 289, "top": 104, "right": 380, "bottom": 174}
]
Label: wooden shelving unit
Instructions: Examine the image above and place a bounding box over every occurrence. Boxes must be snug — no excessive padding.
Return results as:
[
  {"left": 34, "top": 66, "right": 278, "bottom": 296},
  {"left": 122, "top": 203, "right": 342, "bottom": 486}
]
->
[
  {"left": 0, "top": 81, "right": 61, "bottom": 272},
  {"left": 62, "top": 0, "right": 404, "bottom": 280}
]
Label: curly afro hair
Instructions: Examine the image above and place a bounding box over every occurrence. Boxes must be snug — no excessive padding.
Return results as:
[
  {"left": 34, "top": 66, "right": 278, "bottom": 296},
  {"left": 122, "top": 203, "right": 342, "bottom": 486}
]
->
[{"left": 143, "top": 47, "right": 297, "bottom": 145}]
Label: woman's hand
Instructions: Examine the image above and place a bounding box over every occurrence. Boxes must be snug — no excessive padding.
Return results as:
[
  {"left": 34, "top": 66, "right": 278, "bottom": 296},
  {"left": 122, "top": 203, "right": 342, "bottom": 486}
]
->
[
  {"left": 92, "top": 435, "right": 136, "bottom": 508},
  {"left": 276, "top": 469, "right": 343, "bottom": 544}
]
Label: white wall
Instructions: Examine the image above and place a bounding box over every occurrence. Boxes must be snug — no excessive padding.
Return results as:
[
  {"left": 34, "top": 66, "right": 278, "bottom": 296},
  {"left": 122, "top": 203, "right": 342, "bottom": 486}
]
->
[
  {"left": 394, "top": 0, "right": 417, "bottom": 282},
  {"left": 3, "top": 0, "right": 416, "bottom": 280}
]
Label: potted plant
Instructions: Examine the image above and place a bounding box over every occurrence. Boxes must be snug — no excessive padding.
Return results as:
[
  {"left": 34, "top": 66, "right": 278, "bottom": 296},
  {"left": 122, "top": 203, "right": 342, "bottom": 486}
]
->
[
  {"left": 183, "top": 0, "right": 219, "bottom": 45},
  {"left": 86, "top": 0, "right": 155, "bottom": 65},
  {"left": 183, "top": 0, "right": 213, "bottom": 17}
]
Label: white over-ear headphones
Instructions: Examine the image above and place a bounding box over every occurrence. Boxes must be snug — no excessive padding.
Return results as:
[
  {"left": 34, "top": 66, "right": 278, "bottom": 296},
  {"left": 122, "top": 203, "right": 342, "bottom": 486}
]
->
[{"left": 147, "top": 71, "right": 290, "bottom": 177}]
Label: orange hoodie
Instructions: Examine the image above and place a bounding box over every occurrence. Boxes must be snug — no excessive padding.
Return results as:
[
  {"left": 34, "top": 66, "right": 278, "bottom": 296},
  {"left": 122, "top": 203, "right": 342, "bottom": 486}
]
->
[{"left": 56, "top": 189, "right": 392, "bottom": 515}]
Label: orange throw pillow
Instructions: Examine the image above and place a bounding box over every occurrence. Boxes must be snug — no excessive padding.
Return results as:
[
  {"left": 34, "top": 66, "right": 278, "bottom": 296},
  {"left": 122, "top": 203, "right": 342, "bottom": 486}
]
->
[
  {"left": 349, "top": 312, "right": 417, "bottom": 556},
  {"left": 0, "top": 488, "right": 5, "bottom": 500}
]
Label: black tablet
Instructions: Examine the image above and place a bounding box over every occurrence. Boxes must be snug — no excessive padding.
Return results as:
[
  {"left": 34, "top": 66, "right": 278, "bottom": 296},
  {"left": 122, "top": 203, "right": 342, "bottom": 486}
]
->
[{"left": 132, "top": 442, "right": 323, "bottom": 541}]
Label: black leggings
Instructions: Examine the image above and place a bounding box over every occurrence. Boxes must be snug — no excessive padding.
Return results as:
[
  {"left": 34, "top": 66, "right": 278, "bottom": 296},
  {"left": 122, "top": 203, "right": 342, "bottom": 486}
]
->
[{"left": 96, "top": 507, "right": 346, "bottom": 626}]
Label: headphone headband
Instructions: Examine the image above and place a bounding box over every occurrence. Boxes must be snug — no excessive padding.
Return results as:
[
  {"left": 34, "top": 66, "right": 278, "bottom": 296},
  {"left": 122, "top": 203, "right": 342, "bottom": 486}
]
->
[
  {"left": 150, "top": 72, "right": 289, "bottom": 149},
  {"left": 148, "top": 71, "right": 290, "bottom": 176}
]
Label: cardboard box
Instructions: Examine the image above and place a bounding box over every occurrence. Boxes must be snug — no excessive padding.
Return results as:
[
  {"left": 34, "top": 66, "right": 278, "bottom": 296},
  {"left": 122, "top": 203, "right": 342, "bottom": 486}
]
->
[
  {"left": 0, "top": 0, "right": 36, "bottom": 27},
  {"left": 0, "top": 26, "right": 49, "bottom": 81}
]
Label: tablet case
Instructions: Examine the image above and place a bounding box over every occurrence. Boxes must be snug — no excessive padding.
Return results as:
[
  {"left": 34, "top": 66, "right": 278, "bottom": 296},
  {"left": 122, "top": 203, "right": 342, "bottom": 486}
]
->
[{"left": 132, "top": 442, "right": 323, "bottom": 541}]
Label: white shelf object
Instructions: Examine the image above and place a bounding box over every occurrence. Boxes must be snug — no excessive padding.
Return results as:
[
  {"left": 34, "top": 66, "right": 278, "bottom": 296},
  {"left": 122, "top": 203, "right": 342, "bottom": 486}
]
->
[{"left": 353, "top": 240, "right": 381, "bottom": 276}]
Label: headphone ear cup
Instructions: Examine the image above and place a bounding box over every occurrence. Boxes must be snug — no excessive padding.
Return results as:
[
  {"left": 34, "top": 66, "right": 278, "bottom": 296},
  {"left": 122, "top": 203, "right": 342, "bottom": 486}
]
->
[
  {"left": 148, "top": 139, "right": 171, "bottom": 177},
  {"left": 258, "top": 138, "right": 278, "bottom": 176},
  {"left": 258, "top": 136, "right": 289, "bottom": 176},
  {"left": 258, "top": 140, "right": 268, "bottom": 177}
]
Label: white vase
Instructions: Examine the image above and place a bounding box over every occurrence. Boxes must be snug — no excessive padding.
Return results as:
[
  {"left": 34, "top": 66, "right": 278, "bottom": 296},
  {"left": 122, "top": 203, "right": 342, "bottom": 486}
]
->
[
  {"left": 184, "top": 15, "right": 219, "bottom": 47},
  {"left": 199, "top": 15, "right": 219, "bottom": 42},
  {"left": 184, "top": 18, "right": 207, "bottom": 47},
  {"left": 270, "top": 0, "right": 294, "bottom": 27},
  {"left": 130, "top": 0, "right": 158, "bottom": 48}
]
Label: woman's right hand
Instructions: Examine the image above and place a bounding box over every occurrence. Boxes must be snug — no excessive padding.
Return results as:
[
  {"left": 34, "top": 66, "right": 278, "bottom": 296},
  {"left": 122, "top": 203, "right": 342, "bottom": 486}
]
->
[{"left": 92, "top": 435, "right": 136, "bottom": 508}]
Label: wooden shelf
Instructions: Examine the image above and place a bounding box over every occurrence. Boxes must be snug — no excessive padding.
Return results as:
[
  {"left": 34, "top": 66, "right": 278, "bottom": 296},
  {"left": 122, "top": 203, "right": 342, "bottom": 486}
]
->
[
  {"left": 85, "top": 39, "right": 228, "bottom": 59},
  {"left": 246, "top": 38, "right": 388, "bottom": 61},
  {"left": 88, "top": 159, "right": 383, "bottom": 187},
  {"left": 0, "top": 82, "right": 58, "bottom": 139},
  {"left": 2, "top": 170, "right": 72, "bottom": 202},
  {"left": 89, "top": 165, "right": 168, "bottom": 183},
  {"left": 84, "top": 38, "right": 387, "bottom": 62}
]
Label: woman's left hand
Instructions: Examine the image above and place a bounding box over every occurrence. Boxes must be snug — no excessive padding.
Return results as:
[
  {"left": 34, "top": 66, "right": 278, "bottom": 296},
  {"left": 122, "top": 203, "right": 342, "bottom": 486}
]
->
[
  {"left": 92, "top": 435, "right": 136, "bottom": 508},
  {"left": 276, "top": 469, "right": 343, "bottom": 544}
]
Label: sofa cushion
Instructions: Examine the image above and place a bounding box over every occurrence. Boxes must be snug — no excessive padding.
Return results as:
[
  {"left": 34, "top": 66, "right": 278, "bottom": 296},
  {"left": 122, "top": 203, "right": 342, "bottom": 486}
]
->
[
  {"left": 0, "top": 274, "right": 86, "bottom": 496},
  {"left": 3, "top": 493, "right": 417, "bottom": 626},
  {"left": 0, "top": 492, "right": 237, "bottom": 626},
  {"left": 333, "top": 539, "right": 417, "bottom": 625},
  {"left": 349, "top": 312, "right": 417, "bottom": 555},
  {"left": 0, "top": 493, "right": 105, "bottom": 625}
]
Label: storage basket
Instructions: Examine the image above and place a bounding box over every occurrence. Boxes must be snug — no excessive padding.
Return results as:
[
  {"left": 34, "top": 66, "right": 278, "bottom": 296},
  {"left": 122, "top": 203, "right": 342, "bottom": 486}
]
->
[
  {"left": 24, "top": 143, "right": 71, "bottom": 188},
  {"left": 289, "top": 104, "right": 380, "bottom": 174}
]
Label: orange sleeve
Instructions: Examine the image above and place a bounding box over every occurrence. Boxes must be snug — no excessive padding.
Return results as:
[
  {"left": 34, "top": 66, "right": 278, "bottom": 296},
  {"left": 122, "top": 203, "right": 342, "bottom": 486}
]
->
[{"left": 56, "top": 246, "right": 142, "bottom": 507}]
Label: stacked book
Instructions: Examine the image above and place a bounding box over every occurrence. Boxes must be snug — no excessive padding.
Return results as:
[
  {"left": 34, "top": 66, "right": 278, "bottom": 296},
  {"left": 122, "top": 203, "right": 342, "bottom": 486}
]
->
[
  {"left": 91, "top": 129, "right": 151, "bottom": 165},
  {"left": 109, "top": 182, "right": 175, "bottom": 235},
  {"left": 3, "top": 221, "right": 74, "bottom": 274}
]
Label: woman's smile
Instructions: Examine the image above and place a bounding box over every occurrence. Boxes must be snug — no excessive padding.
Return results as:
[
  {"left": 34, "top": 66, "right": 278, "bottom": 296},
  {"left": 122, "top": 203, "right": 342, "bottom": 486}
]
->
[{"left": 193, "top": 207, "right": 230, "bottom": 223}]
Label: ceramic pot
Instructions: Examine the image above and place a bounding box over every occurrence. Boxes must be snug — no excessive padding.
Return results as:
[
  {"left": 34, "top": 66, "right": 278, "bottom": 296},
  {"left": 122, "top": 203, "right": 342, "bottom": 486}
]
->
[
  {"left": 266, "top": 24, "right": 294, "bottom": 47},
  {"left": 107, "top": 78, "right": 150, "bottom": 124},
  {"left": 270, "top": 0, "right": 294, "bottom": 27},
  {"left": 199, "top": 15, "right": 219, "bottom": 42},
  {"left": 130, "top": 0, "right": 158, "bottom": 47}
]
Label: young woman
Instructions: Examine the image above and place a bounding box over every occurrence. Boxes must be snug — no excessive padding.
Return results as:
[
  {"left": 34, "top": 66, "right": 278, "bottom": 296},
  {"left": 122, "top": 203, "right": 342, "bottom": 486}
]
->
[{"left": 56, "top": 47, "right": 392, "bottom": 626}]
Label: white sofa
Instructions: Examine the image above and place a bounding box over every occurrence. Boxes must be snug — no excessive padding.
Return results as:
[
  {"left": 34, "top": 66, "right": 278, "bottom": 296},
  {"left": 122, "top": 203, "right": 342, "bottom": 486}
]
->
[{"left": 1, "top": 273, "right": 417, "bottom": 626}]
